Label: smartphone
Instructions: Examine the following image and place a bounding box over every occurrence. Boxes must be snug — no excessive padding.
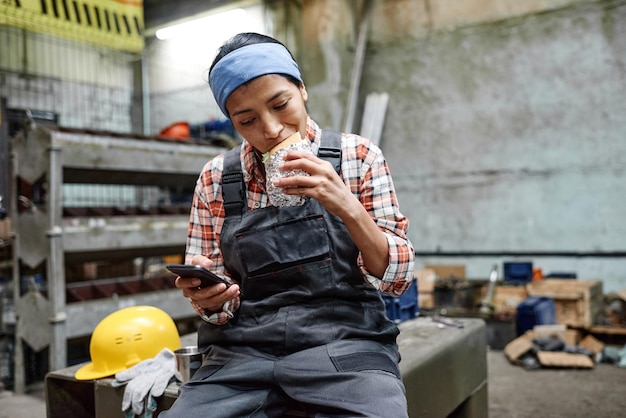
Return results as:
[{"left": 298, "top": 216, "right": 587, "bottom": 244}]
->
[{"left": 166, "top": 264, "right": 232, "bottom": 288}]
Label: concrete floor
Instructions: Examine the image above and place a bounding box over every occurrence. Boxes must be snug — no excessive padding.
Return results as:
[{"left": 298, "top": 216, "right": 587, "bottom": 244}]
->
[
  {"left": 0, "top": 382, "right": 45, "bottom": 418},
  {"left": 487, "top": 348, "right": 626, "bottom": 418},
  {"left": 0, "top": 349, "right": 624, "bottom": 417}
]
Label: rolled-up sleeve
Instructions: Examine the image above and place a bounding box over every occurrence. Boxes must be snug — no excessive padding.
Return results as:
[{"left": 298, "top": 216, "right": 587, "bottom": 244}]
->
[{"left": 345, "top": 135, "right": 415, "bottom": 296}]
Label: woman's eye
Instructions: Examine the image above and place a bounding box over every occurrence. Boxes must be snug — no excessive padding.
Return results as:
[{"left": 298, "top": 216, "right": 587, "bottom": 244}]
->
[
  {"left": 275, "top": 100, "right": 289, "bottom": 110},
  {"left": 239, "top": 118, "right": 254, "bottom": 126}
]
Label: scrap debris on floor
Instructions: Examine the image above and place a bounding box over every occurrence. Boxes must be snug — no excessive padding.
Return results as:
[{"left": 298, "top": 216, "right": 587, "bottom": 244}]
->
[
  {"left": 416, "top": 264, "right": 626, "bottom": 373},
  {"left": 504, "top": 324, "right": 626, "bottom": 370}
]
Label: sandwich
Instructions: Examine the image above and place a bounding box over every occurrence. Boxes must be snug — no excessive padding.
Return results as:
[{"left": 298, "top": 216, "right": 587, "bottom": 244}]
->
[
  {"left": 262, "top": 132, "right": 306, "bottom": 163},
  {"left": 262, "top": 132, "right": 312, "bottom": 207}
]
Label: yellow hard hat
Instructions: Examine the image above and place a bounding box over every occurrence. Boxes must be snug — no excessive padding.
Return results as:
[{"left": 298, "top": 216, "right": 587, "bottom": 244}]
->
[{"left": 75, "top": 305, "right": 181, "bottom": 380}]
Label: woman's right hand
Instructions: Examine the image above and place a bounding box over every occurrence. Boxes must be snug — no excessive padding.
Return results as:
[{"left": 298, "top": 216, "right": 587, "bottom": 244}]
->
[{"left": 174, "top": 255, "right": 240, "bottom": 312}]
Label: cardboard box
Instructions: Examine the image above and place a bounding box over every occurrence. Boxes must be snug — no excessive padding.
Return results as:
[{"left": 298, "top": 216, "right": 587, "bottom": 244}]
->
[
  {"left": 504, "top": 334, "right": 534, "bottom": 364},
  {"left": 418, "top": 293, "right": 434, "bottom": 310},
  {"left": 415, "top": 269, "right": 436, "bottom": 310},
  {"left": 527, "top": 279, "right": 603, "bottom": 328},
  {"left": 425, "top": 264, "right": 465, "bottom": 280},
  {"left": 415, "top": 268, "right": 436, "bottom": 293},
  {"left": 565, "top": 329, "right": 581, "bottom": 346},
  {"left": 526, "top": 328, "right": 580, "bottom": 345},
  {"left": 536, "top": 351, "right": 594, "bottom": 369},
  {"left": 578, "top": 334, "right": 605, "bottom": 354},
  {"left": 533, "top": 324, "right": 567, "bottom": 342},
  {"left": 0, "top": 218, "right": 11, "bottom": 240},
  {"left": 504, "top": 331, "right": 595, "bottom": 369}
]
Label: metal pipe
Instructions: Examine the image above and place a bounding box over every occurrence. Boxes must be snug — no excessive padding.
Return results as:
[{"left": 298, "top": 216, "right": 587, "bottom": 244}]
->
[
  {"left": 141, "top": 42, "right": 151, "bottom": 136},
  {"left": 343, "top": 0, "right": 373, "bottom": 134},
  {"left": 47, "top": 144, "right": 67, "bottom": 372}
]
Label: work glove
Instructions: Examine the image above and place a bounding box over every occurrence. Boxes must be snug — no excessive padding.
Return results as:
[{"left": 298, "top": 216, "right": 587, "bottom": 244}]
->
[{"left": 113, "top": 348, "right": 181, "bottom": 417}]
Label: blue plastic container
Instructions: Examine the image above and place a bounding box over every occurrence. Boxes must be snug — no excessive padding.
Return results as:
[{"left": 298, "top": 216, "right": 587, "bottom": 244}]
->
[
  {"left": 383, "top": 281, "right": 418, "bottom": 323},
  {"left": 516, "top": 296, "right": 556, "bottom": 335},
  {"left": 503, "top": 261, "right": 533, "bottom": 285}
]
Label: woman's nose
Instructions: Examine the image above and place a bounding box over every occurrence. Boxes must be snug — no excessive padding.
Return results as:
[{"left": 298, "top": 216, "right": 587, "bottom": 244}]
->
[{"left": 262, "top": 117, "right": 282, "bottom": 140}]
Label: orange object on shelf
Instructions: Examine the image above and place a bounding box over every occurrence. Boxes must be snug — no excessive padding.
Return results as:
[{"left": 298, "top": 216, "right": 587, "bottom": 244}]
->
[{"left": 159, "top": 121, "right": 190, "bottom": 139}]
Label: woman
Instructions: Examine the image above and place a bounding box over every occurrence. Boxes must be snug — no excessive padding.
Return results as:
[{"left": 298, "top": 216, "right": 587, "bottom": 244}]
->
[{"left": 164, "top": 32, "right": 415, "bottom": 417}]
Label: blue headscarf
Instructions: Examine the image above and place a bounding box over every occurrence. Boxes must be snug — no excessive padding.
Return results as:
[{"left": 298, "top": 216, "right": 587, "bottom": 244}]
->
[{"left": 209, "top": 43, "right": 303, "bottom": 117}]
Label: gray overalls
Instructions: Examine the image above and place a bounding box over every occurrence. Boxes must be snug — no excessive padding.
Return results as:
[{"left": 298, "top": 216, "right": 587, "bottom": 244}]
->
[{"left": 164, "top": 131, "right": 408, "bottom": 418}]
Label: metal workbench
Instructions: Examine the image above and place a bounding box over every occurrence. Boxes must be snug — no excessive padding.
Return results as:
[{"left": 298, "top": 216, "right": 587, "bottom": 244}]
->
[{"left": 46, "top": 317, "right": 488, "bottom": 418}]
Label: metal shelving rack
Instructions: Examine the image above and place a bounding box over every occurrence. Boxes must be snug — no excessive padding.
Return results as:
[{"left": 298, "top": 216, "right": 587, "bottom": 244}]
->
[{"left": 10, "top": 122, "right": 225, "bottom": 393}]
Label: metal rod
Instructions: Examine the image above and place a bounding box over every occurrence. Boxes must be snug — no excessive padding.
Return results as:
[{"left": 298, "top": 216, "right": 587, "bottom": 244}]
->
[{"left": 343, "top": 0, "right": 373, "bottom": 134}]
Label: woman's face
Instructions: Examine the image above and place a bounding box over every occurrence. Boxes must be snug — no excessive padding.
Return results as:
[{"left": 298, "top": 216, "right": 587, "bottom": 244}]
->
[{"left": 225, "top": 74, "right": 308, "bottom": 154}]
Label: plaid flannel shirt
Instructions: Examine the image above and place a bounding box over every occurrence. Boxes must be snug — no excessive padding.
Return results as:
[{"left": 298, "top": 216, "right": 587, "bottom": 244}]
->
[{"left": 186, "top": 117, "right": 414, "bottom": 324}]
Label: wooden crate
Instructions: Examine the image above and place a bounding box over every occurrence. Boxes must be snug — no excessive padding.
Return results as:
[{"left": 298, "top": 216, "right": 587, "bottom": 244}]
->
[
  {"left": 492, "top": 285, "right": 529, "bottom": 316},
  {"left": 425, "top": 264, "right": 465, "bottom": 280},
  {"left": 0, "top": 218, "right": 11, "bottom": 239},
  {"left": 418, "top": 293, "right": 434, "bottom": 310},
  {"left": 415, "top": 268, "right": 437, "bottom": 310},
  {"left": 415, "top": 268, "right": 437, "bottom": 293},
  {"left": 527, "top": 279, "right": 603, "bottom": 328}
]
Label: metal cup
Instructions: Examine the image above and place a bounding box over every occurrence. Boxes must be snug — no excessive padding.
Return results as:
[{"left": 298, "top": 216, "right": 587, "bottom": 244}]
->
[{"left": 174, "top": 346, "right": 203, "bottom": 383}]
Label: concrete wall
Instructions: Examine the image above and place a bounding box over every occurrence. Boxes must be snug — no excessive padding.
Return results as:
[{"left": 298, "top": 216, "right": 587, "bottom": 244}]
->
[
  {"left": 300, "top": 0, "right": 626, "bottom": 291},
  {"left": 3, "top": 0, "right": 624, "bottom": 291}
]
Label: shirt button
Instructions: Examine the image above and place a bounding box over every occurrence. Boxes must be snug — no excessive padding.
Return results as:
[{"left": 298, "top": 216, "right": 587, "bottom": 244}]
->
[{"left": 253, "top": 202, "right": 261, "bottom": 208}]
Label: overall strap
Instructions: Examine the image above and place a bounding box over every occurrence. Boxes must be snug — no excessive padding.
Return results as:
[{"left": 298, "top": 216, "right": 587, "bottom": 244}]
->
[
  {"left": 318, "top": 129, "right": 342, "bottom": 174},
  {"left": 222, "top": 146, "right": 245, "bottom": 217},
  {"left": 221, "top": 130, "right": 343, "bottom": 217}
]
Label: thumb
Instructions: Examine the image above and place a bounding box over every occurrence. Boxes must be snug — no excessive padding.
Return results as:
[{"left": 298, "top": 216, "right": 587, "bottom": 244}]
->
[{"left": 190, "top": 255, "right": 213, "bottom": 269}]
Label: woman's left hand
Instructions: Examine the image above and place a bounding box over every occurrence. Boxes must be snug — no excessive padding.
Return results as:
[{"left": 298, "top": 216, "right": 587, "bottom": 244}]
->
[{"left": 274, "top": 150, "right": 358, "bottom": 218}]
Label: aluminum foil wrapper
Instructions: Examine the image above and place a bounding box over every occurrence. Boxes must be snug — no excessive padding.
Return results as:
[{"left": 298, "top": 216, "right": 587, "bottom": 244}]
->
[{"left": 265, "top": 141, "right": 313, "bottom": 207}]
